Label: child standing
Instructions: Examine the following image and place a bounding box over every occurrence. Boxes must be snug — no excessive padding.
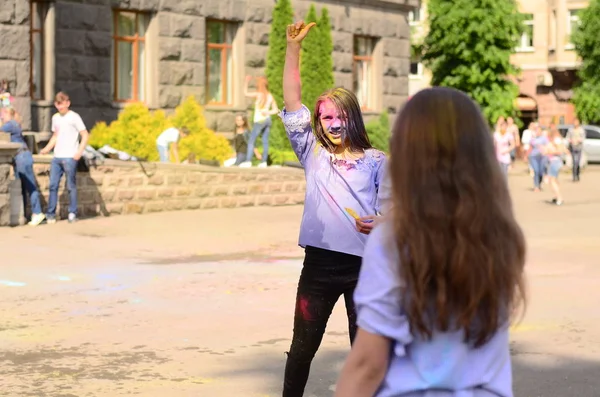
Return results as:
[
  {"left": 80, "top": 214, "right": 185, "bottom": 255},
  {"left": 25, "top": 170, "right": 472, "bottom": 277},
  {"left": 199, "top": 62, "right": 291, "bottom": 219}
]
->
[
  {"left": 40, "top": 92, "right": 89, "bottom": 223},
  {"left": 281, "top": 21, "right": 388, "bottom": 396},
  {"left": 335, "top": 87, "right": 526, "bottom": 397},
  {"left": 232, "top": 114, "right": 251, "bottom": 166}
]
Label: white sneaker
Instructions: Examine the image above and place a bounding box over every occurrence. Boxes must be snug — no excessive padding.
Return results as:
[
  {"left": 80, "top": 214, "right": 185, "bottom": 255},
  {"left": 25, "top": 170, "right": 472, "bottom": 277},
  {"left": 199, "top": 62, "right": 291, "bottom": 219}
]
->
[
  {"left": 239, "top": 161, "right": 252, "bottom": 168},
  {"left": 46, "top": 217, "right": 56, "bottom": 224},
  {"left": 28, "top": 213, "right": 46, "bottom": 226},
  {"left": 257, "top": 162, "right": 268, "bottom": 168},
  {"left": 68, "top": 213, "right": 77, "bottom": 223}
]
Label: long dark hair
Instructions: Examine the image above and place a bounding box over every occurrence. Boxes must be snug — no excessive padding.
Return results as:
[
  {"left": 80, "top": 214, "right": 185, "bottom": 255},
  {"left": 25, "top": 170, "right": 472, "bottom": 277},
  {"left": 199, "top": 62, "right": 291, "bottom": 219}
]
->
[
  {"left": 389, "top": 87, "right": 526, "bottom": 347},
  {"left": 312, "top": 87, "right": 372, "bottom": 153}
]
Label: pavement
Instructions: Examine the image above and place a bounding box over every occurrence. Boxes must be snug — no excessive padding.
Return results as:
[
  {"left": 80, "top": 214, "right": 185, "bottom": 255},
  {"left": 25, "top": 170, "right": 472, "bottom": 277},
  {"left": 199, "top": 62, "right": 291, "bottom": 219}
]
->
[{"left": 0, "top": 165, "right": 599, "bottom": 397}]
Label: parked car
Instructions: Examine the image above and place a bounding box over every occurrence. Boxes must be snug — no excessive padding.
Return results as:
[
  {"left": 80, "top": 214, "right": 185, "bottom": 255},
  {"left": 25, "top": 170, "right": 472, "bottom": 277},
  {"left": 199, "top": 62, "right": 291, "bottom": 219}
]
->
[{"left": 557, "top": 124, "right": 600, "bottom": 164}]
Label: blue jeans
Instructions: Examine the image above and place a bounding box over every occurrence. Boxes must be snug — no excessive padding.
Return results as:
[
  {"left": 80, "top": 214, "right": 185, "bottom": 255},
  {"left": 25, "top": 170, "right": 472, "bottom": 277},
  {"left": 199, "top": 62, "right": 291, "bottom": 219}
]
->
[
  {"left": 14, "top": 151, "right": 42, "bottom": 215},
  {"left": 246, "top": 118, "right": 272, "bottom": 162},
  {"left": 234, "top": 152, "right": 246, "bottom": 165},
  {"left": 47, "top": 157, "right": 78, "bottom": 217},
  {"left": 529, "top": 155, "right": 544, "bottom": 189},
  {"left": 157, "top": 144, "right": 169, "bottom": 162}
]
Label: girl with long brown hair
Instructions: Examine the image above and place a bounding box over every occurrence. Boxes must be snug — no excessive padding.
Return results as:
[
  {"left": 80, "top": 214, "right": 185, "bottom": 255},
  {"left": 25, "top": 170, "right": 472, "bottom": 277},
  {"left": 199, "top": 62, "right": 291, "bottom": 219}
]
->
[
  {"left": 241, "top": 75, "right": 279, "bottom": 167},
  {"left": 335, "top": 87, "right": 527, "bottom": 397},
  {"left": 280, "top": 21, "right": 387, "bottom": 396}
]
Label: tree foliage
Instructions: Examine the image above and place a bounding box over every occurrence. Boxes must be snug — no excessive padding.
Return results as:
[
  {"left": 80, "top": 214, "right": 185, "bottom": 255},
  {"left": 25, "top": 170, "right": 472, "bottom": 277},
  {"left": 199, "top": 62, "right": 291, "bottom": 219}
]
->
[
  {"left": 265, "top": 0, "right": 294, "bottom": 151},
  {"left": 88, "top": 97, "right": 231, "bottom": 163},
  {"left": 422, "top": 0, "right": 524, "bottom": 126},
  {"left": 300, "top": 5, "right": 335, "bottom": 113},
  {"left": 571, "top": 0, "right": 600, "bottom": 124}
]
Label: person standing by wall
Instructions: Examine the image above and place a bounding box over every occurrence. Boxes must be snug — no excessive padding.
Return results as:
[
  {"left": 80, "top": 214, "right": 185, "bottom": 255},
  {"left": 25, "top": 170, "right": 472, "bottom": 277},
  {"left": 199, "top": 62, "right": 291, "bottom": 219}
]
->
[
  {"left": 240, "top": 76, "right": 279, "bottom": 168},
  {"left": 40, "top": 92, "right": 89, "bottom": 223},
  {"left": 1, "top": 108, "right": 45, "bottom": 226}
]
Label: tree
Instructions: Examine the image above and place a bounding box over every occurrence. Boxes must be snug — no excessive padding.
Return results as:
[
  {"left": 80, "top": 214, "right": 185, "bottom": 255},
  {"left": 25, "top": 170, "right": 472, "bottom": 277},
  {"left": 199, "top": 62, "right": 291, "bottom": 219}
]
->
[
  {"left": 422, "top": 0, "right": 524, "bottom": 126},
  {"left": 318, "top": 7, "right": 335, "bottom": 91},
  {"left": 300, "top": 5, "right": 322, "bottom": 111},
  {"left": 301, "top": 5, "right": 335, "bottom": 113},
  {"left": 265, "top": 0, "right": 294, "bottom": 151},
  {"left": 571, "top": 0, "right": 600, "bottom": 124}
]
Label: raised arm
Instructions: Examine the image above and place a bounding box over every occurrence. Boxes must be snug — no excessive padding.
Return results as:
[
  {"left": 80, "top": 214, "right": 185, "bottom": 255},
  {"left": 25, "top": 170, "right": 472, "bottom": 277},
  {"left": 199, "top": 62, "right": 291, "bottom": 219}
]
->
[
  {"left": 244, "top": 76, "right": 258, "bottom": 98},
  {"left": 284, "top": 21, "right": 316, "bottom": 112}
]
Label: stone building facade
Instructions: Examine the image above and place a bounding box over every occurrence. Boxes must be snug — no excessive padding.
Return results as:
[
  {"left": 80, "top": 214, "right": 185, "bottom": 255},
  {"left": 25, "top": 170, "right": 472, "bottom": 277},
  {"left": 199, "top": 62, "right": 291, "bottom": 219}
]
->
[{"left": 1, "top": 0, "right": 416, "bottom": 135}]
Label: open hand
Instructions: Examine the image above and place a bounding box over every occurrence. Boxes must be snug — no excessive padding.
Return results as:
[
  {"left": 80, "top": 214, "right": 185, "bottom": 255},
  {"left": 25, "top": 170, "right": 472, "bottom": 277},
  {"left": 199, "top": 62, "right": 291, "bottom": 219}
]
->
[{"left": 287, "top": 20, "right": 317, "bottom": 44}]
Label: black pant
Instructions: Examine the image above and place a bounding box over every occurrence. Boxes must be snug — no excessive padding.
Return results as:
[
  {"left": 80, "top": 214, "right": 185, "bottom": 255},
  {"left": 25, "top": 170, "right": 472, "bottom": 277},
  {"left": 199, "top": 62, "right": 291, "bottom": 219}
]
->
[
  {"left": 571, "top": 149, "right": 582, "bottom": 180},
  {"left": 282, "top": 246, "right": 362, "bottom": 397}
]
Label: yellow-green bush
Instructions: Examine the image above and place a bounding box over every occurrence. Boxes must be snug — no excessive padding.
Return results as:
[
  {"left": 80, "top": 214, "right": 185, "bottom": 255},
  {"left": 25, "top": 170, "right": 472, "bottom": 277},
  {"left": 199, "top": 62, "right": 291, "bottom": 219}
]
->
[
  {"left": 171, "top": 96, "right": 231, "bottom": 163},
  {"left": 89, "top": 96, "right": 231, "bottom": 164}
]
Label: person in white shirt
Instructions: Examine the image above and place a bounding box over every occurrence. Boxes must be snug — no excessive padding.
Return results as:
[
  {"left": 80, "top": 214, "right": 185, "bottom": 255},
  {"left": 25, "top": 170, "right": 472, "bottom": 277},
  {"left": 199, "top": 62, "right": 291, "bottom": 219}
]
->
[
  {"left": 40, "top": 91, "right": 89, "bottom": 224},
  {"left": 156, "top": 126, "right": 189, "bottom": 163}
]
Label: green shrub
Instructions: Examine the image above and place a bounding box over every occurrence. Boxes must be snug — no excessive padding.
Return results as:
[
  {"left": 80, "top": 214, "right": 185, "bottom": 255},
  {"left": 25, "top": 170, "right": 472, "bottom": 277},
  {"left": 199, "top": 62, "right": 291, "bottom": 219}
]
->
[
  {"left": 89, "top": 102, "right": 169, "bottom": 161},
  {"left": 89, "top": 97, "right": 231, "bottom": 164},
  {"left": 366, "top": 111, "right": 391, "bottom": 153},
  {"left": 265, "top": 0, "right": 294, "bottom": 152},
  {"left": 269, "top": 149, "right": 299, "bottom": 165}
]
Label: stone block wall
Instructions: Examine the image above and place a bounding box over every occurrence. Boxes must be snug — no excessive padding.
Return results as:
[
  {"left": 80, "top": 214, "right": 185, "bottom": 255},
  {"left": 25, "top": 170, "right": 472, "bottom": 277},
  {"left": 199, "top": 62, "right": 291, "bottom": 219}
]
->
[
  {"left": 3, "top": 0, "right": 415, "bottom": 133},
  {"left": 28, "top": 157, "right": 305, "bottom": 221},
  {"left": 0, "top": 0, "right": 32, "bottom": 130}
]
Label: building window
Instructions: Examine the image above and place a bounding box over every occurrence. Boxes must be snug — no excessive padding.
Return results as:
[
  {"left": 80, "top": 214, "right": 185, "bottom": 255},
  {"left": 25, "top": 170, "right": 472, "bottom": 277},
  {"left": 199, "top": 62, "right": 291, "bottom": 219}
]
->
[
  {"left": 517, "top": 13, "right": 534, "bottom": 51},
  {"left": 206, "top": 20, "right": 237, "bottom": 105},
  {"left": 410, "top": 61, "right": 423, "bottom": 78},
  {"left": 30, "top": 1, "right": 48, "bottom": 100},
  {"left": 353, "top": 36, "right": 377, "bottom": 110},
  {"left": 408, "top": 7, "right": 422, "bottom": 25},
  {"left": 566, "top": 9, "right": 582, "bottom": 48},
  {"left": 112, "top": 10, "right": 150, "bottom": 102},
  {"left": 549, "top": 9, "right": 557, "bottom": 50}
]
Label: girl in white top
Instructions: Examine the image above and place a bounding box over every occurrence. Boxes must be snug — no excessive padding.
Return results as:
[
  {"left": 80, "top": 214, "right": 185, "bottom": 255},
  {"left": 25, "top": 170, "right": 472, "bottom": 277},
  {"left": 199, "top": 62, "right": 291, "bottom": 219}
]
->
[{"left": 241, "top": 76, "right": 279, "bottom": 167}]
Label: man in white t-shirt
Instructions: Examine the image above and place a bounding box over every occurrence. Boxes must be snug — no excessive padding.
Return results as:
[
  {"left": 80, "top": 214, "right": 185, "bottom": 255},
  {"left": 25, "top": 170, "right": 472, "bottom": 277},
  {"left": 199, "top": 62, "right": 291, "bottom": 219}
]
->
[
  {"left": 40, "top": 91, "right": 89, "bottom": 223},
  {"left": 156, "top": 126, "right": 189, "bottom": 163}
]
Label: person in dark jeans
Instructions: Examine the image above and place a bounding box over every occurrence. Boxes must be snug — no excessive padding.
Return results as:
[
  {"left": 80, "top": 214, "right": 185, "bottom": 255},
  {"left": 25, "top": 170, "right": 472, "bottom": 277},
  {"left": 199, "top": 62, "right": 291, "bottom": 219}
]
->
[
  {"left": 280, "top": 21, "right": 388, "bottom": 396},
  {"left": 1, "top": 108, "right": 45, "bottom": 226},
  {"left": 566, "top": 118, "right": 585, "bottom": 182}
]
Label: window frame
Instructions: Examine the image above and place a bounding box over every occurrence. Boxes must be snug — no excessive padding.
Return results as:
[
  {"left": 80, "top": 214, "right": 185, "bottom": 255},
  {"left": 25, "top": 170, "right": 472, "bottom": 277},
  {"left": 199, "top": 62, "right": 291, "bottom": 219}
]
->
[
  {"left": 516, "top": 13, "right": 535, "bottom": 52},
  {"left": 352, "top": 35, "right": 377, "bottom": 111},
  {"left": 566, "top": 9, "right": 582, "bottom": 49},
  {"left": 205, "top": 19, "right": 237, "bottom": 106},
  {"left": 409, "top": 61, "right": 423, "bottom": 78},
  {"left": 112, "top": 9, "right": 148, "bottom": 103},
  {"left": 408, "top": 7, "right": 422, "bottom": 26},
  {"left": 30, "top": 0, "right": 48, "bottom": 100}
]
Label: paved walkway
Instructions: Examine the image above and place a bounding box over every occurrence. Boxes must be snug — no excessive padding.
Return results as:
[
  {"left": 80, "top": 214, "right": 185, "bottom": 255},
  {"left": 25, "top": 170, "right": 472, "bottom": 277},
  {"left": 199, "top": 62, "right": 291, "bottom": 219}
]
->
[{"left": 1, "top": 165, "right": 599, "bottom": 396}]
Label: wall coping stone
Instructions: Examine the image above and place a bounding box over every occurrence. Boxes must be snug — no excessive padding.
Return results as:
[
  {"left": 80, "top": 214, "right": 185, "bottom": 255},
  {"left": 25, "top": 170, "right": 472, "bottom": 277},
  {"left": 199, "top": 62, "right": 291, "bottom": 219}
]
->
[
  {"left": 32, "top": 155, "right": 305, "bottom": 175},
  {"left": 0, "top": 142, "right": 22, "bottom": 163}
]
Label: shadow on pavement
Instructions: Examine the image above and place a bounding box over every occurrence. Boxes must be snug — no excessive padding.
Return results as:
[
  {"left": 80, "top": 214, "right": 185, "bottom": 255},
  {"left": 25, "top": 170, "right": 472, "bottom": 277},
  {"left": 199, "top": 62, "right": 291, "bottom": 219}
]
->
[
  {"left": 511, "top": 340, "right": 600, "bottom": 397},
  {"left": 214, "top": 339, "right": 600, "bottom": 397}
]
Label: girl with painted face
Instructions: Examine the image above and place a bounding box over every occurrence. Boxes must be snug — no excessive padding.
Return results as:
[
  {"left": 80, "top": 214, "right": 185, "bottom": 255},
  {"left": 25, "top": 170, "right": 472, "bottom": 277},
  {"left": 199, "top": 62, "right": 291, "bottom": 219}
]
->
[{"left": 279, "top": 20, "right": 388, "bottom": 397}]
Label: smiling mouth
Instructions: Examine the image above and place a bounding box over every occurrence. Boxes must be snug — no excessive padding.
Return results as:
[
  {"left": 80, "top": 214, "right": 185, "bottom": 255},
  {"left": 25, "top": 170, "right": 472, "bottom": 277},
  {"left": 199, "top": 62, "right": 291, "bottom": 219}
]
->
[{"left": 328, "top": 131, "right": 343, "bottom": 139}]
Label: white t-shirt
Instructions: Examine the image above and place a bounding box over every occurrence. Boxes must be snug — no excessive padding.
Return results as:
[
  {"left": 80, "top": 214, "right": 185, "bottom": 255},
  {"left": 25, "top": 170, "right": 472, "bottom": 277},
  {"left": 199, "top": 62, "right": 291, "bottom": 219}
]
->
[
  {"left": 156, "top": 127, "right": 180, "bottom": 147},
  {"left": 521, "top": 129, "right": 533, "bottom": 145},
  {"left": 51, "top": 110, "right": 86, "bottom": 158}
]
